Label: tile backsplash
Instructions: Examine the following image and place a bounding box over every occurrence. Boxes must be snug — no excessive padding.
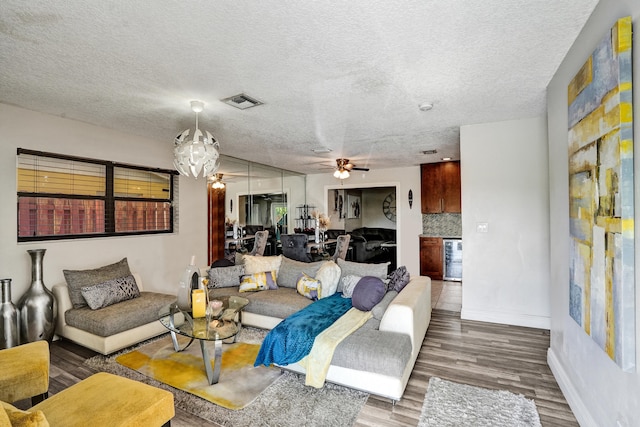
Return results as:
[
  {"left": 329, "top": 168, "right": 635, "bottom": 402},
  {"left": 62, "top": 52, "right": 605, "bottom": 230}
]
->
[{"left": 422, "top": 213, "right": 462, "bottom": 237}]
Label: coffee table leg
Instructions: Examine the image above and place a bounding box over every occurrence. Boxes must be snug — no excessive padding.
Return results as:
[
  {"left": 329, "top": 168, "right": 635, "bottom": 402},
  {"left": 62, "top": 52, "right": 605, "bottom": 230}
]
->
[{"left": 200, "top": 339, "right": 222, "bottom": 385}]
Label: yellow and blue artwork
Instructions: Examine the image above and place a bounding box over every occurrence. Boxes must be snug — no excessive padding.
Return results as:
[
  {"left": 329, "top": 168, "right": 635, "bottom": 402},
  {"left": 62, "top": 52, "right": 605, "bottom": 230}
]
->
[{"left": 568, "top": 17, "right": 634, "bottom": 372}]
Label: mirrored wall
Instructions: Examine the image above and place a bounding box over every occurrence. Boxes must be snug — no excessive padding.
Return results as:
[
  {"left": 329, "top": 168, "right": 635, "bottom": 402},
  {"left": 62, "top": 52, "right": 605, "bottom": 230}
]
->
[{"left": 217, "top": 155, "right": 306, "bottom": 238}]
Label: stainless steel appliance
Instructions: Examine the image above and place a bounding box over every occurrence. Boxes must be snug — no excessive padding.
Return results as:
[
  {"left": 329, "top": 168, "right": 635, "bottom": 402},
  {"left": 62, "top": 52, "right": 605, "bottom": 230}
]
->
[{"left": 443, "top": 239, "right": 462, "bottom": 281}]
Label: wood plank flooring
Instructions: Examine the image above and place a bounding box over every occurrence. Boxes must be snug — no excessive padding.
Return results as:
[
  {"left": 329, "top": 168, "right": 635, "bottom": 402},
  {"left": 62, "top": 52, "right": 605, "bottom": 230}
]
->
[{"left": 19, "top": 309, "right": 577, "bottom": 426}]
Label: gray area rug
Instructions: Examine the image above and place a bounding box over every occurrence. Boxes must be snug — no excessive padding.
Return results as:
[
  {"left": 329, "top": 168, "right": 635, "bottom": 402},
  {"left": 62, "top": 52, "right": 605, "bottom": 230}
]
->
[
  {"left": 85, "top": 327, "right": 368, "bottom": 427},
  {"left": 418, "top": 377, "right": 542, "bottom": 427}
]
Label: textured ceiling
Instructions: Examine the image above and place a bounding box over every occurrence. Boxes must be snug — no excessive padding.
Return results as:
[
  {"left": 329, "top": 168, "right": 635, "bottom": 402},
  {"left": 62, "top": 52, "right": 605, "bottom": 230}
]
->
[{"left": 0, "top": 1, "right": 598, "bottom": 174}]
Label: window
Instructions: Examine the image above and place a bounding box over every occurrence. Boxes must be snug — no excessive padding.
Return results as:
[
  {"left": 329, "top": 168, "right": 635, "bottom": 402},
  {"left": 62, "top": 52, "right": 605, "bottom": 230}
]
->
[{"left": 17, "top": 149, "right": 177, "bottom": 242}]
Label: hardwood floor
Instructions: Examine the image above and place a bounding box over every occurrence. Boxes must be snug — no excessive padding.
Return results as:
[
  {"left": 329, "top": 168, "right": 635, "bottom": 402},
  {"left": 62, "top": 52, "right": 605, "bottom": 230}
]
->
[{"left": 22, "top": 309, "right": 577, "bottom": 427}]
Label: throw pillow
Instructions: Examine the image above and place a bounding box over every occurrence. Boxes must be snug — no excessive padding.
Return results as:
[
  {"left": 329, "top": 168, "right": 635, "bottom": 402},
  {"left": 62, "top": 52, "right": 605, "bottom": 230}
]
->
[
  {"left": 80, "top": 275, "right": 140, "bottom": 310},
  {"left": 340, "top": 274, "right": 362, "bottom": 298},
  {"left": 296, "top": 273, "right": 320, "bottom": 300},
  {"left": 371, "top": 290, "right": 398, "bottom": 320},
  {"left": 63, "top": 258, "right": 132, "bottom": 309},
  {"left": 314, "top": 260, "right": 341, "bottom": 298},
  {"left": 243, "top": 255, "right": 283, "bottom": 276},
  {"left": 208, "top": 264, "right": 245, "bottom": 288},
  {"left": 0, "top": 401, "right": 49, "bottom": 427},
  {"left": 336, "top": 258, "right": 389, "bottom": 292},
  {"left": 388, "top": 265, "right": 411, "bottom": 292},
  {"left": 352, "top": 276, "right": 386, "bottom": 311},
  {"left": 276, "top": 257, "right": 324, "bottom": 289},
  {"left": 239, "top": 271, "right": 277, "bottom": 292}
]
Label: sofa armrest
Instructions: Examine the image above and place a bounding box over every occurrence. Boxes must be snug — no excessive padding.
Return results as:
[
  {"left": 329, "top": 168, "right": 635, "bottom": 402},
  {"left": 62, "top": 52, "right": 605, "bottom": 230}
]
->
[
  {"left": 379, "top": 276, "right": 431, "bottom": 358},
  {"left": 53, "top": 272, "right": 144, "bottom": 332}
]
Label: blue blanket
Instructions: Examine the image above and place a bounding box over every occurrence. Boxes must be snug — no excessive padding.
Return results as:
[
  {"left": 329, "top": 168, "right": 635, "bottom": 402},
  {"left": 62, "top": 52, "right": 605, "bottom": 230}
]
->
[{"left": 254, "top": 294, "right": 352, "bottom": 367}]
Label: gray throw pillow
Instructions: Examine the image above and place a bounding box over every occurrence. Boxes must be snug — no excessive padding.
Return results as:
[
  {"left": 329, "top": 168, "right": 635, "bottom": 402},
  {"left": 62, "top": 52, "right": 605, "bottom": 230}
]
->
[
  {"left": 277, "top": 257, "right": 324, "bottom": 289},
  {"left": 336, "top": 258, "right": 389, "bottom": 292},
  {"left": 208, "top": 264, "right": 245, "bottom": 288},
  {"left": 351, "top": 276, "right": 386, "bottom": 311},
  {"left": 80, "top": 275, "right": 140, "bottom": 310},
  {"left": 63, "top": 258, "right": 132, "bottom": 309}
]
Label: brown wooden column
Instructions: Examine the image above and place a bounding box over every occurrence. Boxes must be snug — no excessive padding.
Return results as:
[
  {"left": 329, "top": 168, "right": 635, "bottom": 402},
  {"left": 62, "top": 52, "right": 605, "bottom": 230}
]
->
[{"left": 207, "top": 183, "right": 226, "bottom": 265}]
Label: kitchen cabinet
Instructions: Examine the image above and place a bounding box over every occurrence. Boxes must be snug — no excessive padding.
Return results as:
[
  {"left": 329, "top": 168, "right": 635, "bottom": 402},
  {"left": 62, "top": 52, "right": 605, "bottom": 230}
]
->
[
  {"left": 420, "top": 236, "right": 443, "bottom": 280},
  {"left": 420, "top": 161, "right": 461, "bottom": 213}
]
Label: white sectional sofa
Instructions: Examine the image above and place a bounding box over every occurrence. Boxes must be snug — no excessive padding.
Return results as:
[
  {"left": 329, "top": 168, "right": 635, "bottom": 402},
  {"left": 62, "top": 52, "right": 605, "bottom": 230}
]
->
[{"left": 208, "top": 256, "right": 432, "bottom": 402}]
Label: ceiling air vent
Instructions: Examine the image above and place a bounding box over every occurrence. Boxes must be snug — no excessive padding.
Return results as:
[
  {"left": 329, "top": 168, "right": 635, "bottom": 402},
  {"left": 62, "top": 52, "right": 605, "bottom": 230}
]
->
[
  {"left": 422, "top": 149, "right": 437, "bottom": 155},
  {"left": 221, "top": 93, "right": 263, "bottom": 110}
]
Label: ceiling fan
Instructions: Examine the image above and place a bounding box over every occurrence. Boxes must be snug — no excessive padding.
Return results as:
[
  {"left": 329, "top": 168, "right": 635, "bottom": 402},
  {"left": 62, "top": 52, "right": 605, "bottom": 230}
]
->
[
  {"left": 333, "top": 158, "right": 369, "bottom": 179},
  {"left": 208, "top": 173, "right": 226, "bottom": 189}
]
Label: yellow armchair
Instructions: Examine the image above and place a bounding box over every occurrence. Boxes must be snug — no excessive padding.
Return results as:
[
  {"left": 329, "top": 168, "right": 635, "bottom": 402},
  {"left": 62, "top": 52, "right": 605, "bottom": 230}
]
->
[{"left": 0, "top": 341, "right": 49, "bottom": 405}]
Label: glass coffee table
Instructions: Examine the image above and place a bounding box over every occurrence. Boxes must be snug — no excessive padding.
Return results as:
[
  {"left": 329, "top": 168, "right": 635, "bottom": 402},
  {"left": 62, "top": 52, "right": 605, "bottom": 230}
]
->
[{"left": 158, "top": 295, "right": 249, "bottom": 385}]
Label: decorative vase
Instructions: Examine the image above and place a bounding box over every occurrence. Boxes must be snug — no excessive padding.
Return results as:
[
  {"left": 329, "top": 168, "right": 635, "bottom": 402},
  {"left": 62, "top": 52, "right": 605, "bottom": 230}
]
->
[
  {"left": 177, "top": 255, "right": 200, "bottom": 311},
  {"left": 18, "top": 249, "right": 57, "bottom": 343},
  {"left": 315, "top": 219, "right": 320, "bottom": 243},
  {"left": 0, "top": 278, "right": 19, "bottom": 349},
  {"left": 233, "top": 223, "right": 238, "bottom": 239}
]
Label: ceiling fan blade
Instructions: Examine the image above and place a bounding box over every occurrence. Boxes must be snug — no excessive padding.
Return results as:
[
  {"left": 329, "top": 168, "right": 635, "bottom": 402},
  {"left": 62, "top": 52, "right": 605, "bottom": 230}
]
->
[{"left": 351, "top": 167, "right": 369, "bottom": 171}]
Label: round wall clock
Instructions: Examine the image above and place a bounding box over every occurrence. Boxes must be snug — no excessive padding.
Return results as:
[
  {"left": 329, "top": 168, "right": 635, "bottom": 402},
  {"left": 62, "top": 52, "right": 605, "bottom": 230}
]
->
[{"left": 383, "top": 193, "right": 396, "bottom": 222}]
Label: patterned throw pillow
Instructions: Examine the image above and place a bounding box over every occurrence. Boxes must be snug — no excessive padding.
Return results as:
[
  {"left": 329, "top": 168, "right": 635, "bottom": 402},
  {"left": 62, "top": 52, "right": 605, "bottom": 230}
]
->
[
  {"left": 340, "top": 274, "right": 362, "bottom": 298},
  {"left": 296, "top": 273, "right": 320, "bottom": 300},
  {"left": 239, "top": 271, "right": 277, "bottom": 292},
  {"left": 315, "top": 261, "right": 341, "bottom": 298},
  {"left": 388, "top": 265, "right": 411, "bottom": 292},
  {"left": 208, "top": 264, "right": 245, "bottom": 288},
  {"left": 80, "top": 275, "right": 140, "bottom": 310}
]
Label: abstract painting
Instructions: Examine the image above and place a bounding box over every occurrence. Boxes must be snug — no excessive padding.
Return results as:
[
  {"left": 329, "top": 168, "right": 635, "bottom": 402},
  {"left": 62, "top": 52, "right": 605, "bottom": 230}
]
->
[{"left": 568, "top": 17, "right": 634, "bottom": 371}]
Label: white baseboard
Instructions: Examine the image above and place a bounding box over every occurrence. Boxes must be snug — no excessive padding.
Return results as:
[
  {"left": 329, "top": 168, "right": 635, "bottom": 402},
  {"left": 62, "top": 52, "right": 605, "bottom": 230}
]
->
[
  {"left": 547, "top": 347, "right": 598, "bottom": 427},
  {"left": 460, "top": 308, "right": 550, "bottom": 329}
]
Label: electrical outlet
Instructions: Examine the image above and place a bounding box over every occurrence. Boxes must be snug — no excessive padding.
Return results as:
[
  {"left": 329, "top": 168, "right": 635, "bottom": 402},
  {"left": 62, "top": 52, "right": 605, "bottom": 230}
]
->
[{"left": 476, "top": 222, "right": 489, "bottom": 233}]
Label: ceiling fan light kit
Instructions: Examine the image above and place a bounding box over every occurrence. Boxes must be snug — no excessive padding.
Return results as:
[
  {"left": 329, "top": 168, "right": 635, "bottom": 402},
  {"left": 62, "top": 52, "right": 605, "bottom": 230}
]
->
[
  {"left": 333, "top": 158, "right": 369, "bottom": 180},
  {"left": 173, "top": 100, "right": 221, "bottom": 179},
  {"left": 210, "top": 173, "right": 225, "bottom": 189}
]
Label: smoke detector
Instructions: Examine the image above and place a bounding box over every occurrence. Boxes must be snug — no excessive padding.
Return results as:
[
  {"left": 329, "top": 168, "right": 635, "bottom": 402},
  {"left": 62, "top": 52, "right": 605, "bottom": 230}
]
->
[{"left": 221, "top": 93, "right": 263, "bottom": 110}]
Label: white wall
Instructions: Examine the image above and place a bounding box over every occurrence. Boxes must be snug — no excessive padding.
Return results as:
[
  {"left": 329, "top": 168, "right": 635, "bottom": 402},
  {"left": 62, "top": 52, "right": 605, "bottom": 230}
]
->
[
  {"left": 546, "top": 1, "right": 640, "bottom": 426},
  {"left": 0, "top": 104, "right": 208, "bottom": 298},
  {"left": 362, "top": 187, "right": 397, "bottom": 229},
  {"left": 305, "top": 167, "right": 422, "bottom": 276},
  {"left": 460, "top": 117, "right": 551, "bottom": 329}
]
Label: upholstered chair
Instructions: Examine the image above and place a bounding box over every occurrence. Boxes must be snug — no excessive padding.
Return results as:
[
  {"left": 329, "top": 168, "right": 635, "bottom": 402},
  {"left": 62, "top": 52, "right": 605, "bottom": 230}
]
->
[
  {"left": 249, "top": 230, "right": 269, "bottom": 256},
  {"left": 0, "top": 340, "right": 49, "bottom": 405},
  {"left": 281, "top": 233, "right": 312, "bottom": 262},
  {"left": 332, "top": 234, "right": 351, "bottom": 261}
]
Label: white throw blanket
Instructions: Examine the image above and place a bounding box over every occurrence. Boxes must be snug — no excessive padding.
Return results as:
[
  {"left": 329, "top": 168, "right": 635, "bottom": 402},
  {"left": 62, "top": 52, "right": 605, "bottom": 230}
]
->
[{"left": 298, "top": 307, "right": 373, "bottom": 388}]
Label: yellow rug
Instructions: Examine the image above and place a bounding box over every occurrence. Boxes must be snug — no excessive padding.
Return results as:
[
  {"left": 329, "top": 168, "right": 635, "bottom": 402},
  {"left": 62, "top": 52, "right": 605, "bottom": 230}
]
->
[{"left": 115, "top": 335, "right": 281, "bottom": 410}]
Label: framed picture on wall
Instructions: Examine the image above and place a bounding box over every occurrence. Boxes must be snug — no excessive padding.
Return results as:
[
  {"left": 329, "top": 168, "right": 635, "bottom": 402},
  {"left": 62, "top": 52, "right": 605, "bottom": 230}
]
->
[{"left": 347, "top": 195, "right": 361, "bottom": 219}]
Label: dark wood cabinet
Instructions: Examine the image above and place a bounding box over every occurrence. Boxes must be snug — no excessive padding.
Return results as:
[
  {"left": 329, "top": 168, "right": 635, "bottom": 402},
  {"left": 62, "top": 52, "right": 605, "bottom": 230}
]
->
[
  {"left": 420, "top": 161, "right": 461, "bottom": 213},
  {"left": 420, "top": 236, "right": 443, "bottom": 279}
]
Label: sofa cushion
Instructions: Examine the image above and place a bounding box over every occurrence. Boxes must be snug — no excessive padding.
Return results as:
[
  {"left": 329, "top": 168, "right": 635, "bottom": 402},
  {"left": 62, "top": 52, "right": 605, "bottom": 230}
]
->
[
  {"left": 64, "top": 292, "right": 176, "bottom": 337},
  {"left": 315, "top": 260, "right": 341, "bottom": 298},
  {"left": 277, "top": 257, "right": 324, "bottom": 289},
  {"left": 242, "top": 287, "right": 314, "bottom": 319},
  {"left": 371, "top": 290, "right": 398, "bottom": 320},
  {"left": 243, "top": 255, "right": 283, "bottom": 276},
  {"left": 297, "top": 273, "right": 320, "bottom": 300},
  {"left": 337, "top": 259, "right": 389, "bottom": 291},
  {"left": 0, "top": 401, "right": 49, "bottom": 427},
  {"left": 208, "top": 264, "right": 245, "bottom": 288},
  {"left": 330, "top": 328, "right": 411, "bottom": 377},
  {"left": 352, "top": 276, "right": 386, "bottom": 311},
  {"left": 340, "top": 275, "right": 361, "bottom": 298},
  {"left": 63, "top": 258, "right": 132, "bottom": 309},
  {"left": 80, "top": 275, "right": 140, "bottom": 310}
]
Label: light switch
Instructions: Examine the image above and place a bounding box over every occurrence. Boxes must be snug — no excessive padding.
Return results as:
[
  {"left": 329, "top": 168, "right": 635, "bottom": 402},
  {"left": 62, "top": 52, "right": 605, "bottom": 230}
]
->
[{"left": 476, "top": 222, "right": 489, "bottom": 233}]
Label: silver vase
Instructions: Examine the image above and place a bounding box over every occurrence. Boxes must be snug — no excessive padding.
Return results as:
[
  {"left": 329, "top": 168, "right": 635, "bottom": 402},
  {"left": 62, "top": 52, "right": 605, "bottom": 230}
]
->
[
  {"left": 18, "top": 249, "right": 57, "bottom": 343},
  {"left": 0, "top": 278, "right": 19, "bottom": 349}
]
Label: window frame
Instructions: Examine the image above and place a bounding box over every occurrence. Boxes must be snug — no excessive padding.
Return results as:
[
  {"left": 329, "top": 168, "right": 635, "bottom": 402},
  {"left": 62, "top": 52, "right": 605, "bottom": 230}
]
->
[{"left": 17, "top": 148, "right": 178, "bottom": 242}]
